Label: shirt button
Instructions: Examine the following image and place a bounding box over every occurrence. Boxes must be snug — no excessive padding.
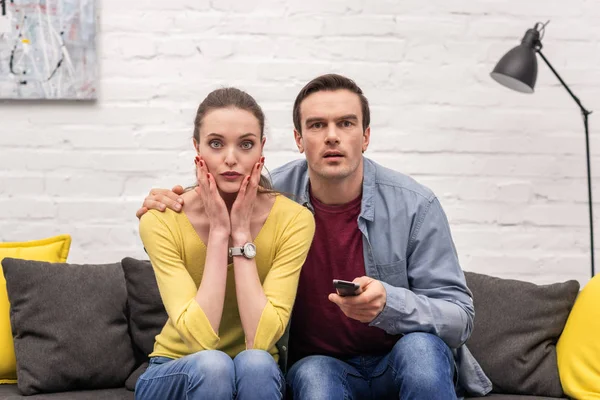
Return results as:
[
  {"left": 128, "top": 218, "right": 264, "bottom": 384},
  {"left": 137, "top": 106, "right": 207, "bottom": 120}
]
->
[{"left": 281, "top": 346, "right": 287, "bottom": 351}]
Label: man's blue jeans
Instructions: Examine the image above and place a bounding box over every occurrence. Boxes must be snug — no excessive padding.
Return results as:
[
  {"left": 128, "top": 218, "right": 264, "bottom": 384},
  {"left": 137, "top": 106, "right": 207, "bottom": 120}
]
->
[
  {"left": 135, "top": 349, "right": 285, "bottom": 400},
  {"left": 286, "top": 332, "right": 457, "bottom": 400}
]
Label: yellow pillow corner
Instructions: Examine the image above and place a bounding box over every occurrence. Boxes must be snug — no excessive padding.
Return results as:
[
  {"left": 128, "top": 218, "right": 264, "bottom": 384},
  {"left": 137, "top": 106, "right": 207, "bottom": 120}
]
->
[
  {"left": 0, "top": 234, "right": 72, "bottom": 384},
  {"left": 557, "top": 274, "right": 600, "bottom": 399}
]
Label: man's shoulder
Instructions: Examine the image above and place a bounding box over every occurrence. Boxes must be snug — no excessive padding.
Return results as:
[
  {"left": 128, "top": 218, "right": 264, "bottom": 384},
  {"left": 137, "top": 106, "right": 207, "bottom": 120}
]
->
[
  {"left": 271, "top": 158, "right": 308, "bottom": 178},
  {"left": 270, "top": 159, "right": 308, "bottom": 196},
  {"left": 366, "top": 158, "right": 435, "bottom": 203}
]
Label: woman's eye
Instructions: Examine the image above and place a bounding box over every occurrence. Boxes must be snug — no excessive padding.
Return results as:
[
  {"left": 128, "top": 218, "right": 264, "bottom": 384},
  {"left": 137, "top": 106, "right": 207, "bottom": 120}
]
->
[
  {"left": 209, "top": 140, "right": 222, "bottom": 149},
  {"left": 240, "top": 141, "right": 254, "bottom": 150}
]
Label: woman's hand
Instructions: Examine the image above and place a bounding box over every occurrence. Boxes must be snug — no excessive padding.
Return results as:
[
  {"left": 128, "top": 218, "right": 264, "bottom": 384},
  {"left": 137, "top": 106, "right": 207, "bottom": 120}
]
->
[
  {"left": 230, "top": 157, "right": 264, "bottom": 244},
  {"left": 195, "top": 156, "right": 231, "bottom": 236}
]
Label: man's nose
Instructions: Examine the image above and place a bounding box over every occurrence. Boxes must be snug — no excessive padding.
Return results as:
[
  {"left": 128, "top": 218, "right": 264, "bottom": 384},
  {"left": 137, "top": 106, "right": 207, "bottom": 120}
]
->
[{"left": 324, "top": 125, "right": 340, "bottom": 144}]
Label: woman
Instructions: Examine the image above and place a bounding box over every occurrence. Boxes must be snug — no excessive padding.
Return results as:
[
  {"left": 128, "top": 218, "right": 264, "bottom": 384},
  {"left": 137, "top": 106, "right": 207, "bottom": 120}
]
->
[{"left": 136, "top": 88, "right": 315, "bottom": 400}]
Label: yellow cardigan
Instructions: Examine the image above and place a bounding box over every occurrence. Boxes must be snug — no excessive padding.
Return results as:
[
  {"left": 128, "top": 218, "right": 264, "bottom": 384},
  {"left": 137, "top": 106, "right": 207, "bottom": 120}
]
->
[{"left": 139, "top": 195, "right": 315, "bottom": 361}]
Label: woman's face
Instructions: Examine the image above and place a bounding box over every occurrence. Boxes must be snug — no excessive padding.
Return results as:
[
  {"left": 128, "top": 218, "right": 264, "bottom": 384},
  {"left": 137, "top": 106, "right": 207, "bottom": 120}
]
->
[{"left": 195, "top": 107, "right": 265, "bottom": 194}]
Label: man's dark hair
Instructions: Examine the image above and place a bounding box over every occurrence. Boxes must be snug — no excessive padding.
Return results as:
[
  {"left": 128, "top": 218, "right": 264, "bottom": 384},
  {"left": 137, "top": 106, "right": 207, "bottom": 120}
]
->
[{"left": 292, "top": 74, "right": 370, "bottom": 134}]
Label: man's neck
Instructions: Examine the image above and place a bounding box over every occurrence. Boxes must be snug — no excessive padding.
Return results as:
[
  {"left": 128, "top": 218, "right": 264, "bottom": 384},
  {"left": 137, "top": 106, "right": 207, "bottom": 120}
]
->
[{"left": 309, "top": 164, "right": 364, "bottom": 206}]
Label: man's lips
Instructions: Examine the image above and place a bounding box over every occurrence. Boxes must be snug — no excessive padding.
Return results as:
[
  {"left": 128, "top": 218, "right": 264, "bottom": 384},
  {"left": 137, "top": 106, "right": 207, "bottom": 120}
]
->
[{"left": 323, "top": 152, "right": 344, "bottom": 158}]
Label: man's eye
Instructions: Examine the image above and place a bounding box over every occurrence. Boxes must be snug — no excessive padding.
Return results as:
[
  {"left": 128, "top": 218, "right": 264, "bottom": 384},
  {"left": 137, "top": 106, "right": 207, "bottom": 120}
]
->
[
  {"left": 209, "top": 140, "right": 223, "bottom": 148},
  {"left": 311, "top": 122, "right": 323, "bottom": 129},
  {"left": 342, "top": 120, "right": 354, "bottom": 127},
  {"left": 240, "top": 141, "right": 254, "bottom": 150}
]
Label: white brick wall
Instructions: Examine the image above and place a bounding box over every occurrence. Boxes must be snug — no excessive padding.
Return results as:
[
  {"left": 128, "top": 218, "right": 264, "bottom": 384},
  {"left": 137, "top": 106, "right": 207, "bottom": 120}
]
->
[{"left": 1, "top": 0, "right": 599, "bottom": 286}]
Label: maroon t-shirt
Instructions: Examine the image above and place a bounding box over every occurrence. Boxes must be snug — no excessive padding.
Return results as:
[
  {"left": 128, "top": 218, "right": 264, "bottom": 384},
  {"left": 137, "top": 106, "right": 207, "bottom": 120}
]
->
[{"left": 289, "top": 191, "right": 400, "bottom": 363}]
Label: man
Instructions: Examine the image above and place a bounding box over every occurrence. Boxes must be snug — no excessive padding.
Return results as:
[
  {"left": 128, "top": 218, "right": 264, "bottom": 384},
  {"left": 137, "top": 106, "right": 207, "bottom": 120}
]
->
[{"left": 137, "top": 74, "right": 492, "bottom": 399}]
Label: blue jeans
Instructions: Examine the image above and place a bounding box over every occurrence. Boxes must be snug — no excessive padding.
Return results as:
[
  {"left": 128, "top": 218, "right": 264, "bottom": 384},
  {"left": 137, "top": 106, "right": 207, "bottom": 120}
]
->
[
  {"left": 135, "top": 349, "right": 285, "bottom": 400},
  {"left": 286, "top": 332, "right": 457, "bottom": 400}
]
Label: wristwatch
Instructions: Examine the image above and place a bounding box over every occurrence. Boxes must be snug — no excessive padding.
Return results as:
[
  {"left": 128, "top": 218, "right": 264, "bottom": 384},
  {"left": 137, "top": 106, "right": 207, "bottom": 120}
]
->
[{"left": 229, "top": 242, "right": 257, "bottom": 259}]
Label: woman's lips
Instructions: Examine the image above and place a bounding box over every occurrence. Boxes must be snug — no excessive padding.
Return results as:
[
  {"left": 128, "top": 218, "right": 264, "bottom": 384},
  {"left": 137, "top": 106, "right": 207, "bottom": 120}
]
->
[{"left": 221, "top": 172, "right": 242, "bottom": 180}]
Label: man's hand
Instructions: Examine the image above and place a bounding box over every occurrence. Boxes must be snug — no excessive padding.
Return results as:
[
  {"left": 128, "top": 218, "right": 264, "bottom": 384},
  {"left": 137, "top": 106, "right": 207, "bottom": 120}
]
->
[
  {"left": 135, "top": 185, "right": 185, "bottom": 219},
  {"left": 328, "top": 276, "right": 387, "bottom": 323}
]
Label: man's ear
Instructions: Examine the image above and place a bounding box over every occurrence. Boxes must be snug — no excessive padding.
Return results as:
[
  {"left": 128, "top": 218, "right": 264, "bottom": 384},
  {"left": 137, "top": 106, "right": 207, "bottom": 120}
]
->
[
  {"left": 362, "top": 127, "right": 370, "bottom": 153},
  {"left": 294, "top": 130, "right": 304, "bottom": 153}
]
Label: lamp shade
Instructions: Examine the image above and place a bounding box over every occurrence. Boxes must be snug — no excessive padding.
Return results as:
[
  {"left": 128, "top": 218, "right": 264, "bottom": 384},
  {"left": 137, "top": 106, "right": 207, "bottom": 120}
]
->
[
  {"left": 490, "top": 27, "right": 542, "bottom": 94},
  {"left": 490, "top": 44, "right": 538, "bottom": 93}
]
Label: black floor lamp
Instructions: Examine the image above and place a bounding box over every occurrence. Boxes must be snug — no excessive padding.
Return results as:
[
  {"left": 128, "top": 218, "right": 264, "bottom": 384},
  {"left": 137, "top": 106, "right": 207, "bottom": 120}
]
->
[{"left": 490, "top": 21, "right": 595, "bottom": 278}]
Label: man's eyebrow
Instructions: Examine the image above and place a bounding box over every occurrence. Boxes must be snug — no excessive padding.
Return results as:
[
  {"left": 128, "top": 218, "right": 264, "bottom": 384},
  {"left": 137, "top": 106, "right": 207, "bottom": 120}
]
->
[
  {"left": 336, "top": 114, "right": 359, "bottom": 122},
  {"left": 304, "top": 115, "right": 359, "bottom": 126},
  {"left": 304, "top": 117, "right": 326, "bottom": 126}
]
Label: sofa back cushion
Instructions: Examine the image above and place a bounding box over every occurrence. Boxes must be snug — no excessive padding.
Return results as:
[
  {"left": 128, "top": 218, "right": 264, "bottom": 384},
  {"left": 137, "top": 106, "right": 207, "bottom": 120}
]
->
[
  {"left": 465, "top": 271, "right": 579, "bottom": 398},
  {"left": 1, "top": 258, "right": 135, "bottom": 395},
  {"left": 120, "top": 257, "right": 168, "bottom": 364}
]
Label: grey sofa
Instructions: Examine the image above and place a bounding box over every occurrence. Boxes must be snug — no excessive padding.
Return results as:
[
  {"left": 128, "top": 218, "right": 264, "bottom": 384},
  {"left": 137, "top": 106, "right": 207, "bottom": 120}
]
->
[{"left": 0, "top": 257, "right": 579, "bottom": 399}]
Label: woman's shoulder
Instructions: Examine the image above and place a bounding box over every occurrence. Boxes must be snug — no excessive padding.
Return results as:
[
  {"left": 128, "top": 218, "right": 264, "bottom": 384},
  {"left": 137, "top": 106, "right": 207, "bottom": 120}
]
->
[{"left": 139, "top": 207, "right": 187, "bottom": 233}]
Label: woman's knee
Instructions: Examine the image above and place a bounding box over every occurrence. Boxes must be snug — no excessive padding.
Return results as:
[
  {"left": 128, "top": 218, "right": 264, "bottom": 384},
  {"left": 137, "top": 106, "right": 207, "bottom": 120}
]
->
[
  {"left": 235, "top": 349, "right": 280, "bottom": 377},
  {"left": 184, "top": 350, "right": 235, "bottom": 381},
  {"left": 234, "top": 350, "right": 284, "bottom": 399}
]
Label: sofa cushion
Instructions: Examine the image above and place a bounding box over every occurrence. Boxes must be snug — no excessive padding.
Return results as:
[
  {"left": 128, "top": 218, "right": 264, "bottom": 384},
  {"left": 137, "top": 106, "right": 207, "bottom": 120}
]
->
[
  {"left": 0, "top": 384, "right": 134, "bottom": 399},
  {"left": 0, "top": 235, "right": 71, "bottom": 384},
  {"left": 1, "top": 258, "right": 135, "bottom": 396},
  {"left": 557, "top": 273, "right": 600, "bottom": 399},
  {"left": 464, "top": 272, "right": 579, "bottom": 398},
  {"left": 120, "top": 257, "right": 168, "bottom": 362},
  {"left": 120, "top": 258, "right": 168, "bottom": 389}
]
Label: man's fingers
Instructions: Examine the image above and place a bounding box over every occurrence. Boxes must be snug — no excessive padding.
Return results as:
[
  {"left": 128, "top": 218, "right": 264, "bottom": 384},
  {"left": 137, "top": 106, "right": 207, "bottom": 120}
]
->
[
  {"left": 135, "top": 207, "right": 148, "bottom": 219},
  {"left": 171, "top": 185, "right": 185, "bottom": 196},
  {"left": 145, "top": 196, "right": 181, "bottom": 213},
  {"left": 149, "top": 188, "right": 184, "bottom": 208}
]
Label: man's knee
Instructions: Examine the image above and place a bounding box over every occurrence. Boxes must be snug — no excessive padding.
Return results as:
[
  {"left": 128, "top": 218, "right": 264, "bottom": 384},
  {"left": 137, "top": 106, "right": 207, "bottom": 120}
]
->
[
  {"left": 288, "top": 356, "right": 338, "bottom": 385},
  {"left": 391, "top": 333, "right": 454, "bottom": 387}
]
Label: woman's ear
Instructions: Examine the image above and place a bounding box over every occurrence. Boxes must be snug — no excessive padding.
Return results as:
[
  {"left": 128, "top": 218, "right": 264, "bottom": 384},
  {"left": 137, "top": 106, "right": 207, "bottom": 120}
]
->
[
  {"left": 261, "top": 136, "right": 266, "bottom": 152},
  {"left": 193, "top": 138, "right": 200, "bottom": 153}
]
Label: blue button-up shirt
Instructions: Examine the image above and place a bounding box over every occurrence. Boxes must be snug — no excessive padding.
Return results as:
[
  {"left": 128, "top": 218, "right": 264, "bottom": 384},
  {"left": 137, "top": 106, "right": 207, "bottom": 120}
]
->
[{"left": 271, "top": 157, "right": 492, "bottom": 396}]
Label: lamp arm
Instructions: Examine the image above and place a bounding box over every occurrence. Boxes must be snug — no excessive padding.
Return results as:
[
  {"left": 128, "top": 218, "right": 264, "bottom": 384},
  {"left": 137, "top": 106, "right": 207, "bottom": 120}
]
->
[
  {"left": 537, "top": 49, "right": 595, "bottom": 277},
  {"left": 536, "top": 50, "right": 592, "bottom": 116}
]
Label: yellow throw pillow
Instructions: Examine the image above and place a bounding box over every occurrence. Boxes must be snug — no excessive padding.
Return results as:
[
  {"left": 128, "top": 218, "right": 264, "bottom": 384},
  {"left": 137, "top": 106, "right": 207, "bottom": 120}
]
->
[
  {"left": 0, "top": 235, "right": 72, "bottom": 384},
  {"left": 557, "top": 274, "right": 600, "bottom": 399}
]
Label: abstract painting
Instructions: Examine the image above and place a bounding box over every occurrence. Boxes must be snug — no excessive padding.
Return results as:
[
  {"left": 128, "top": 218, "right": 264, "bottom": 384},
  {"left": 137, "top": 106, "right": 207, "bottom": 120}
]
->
[{"left": 0, "top": 0, "right": 96, "bottom": 100}]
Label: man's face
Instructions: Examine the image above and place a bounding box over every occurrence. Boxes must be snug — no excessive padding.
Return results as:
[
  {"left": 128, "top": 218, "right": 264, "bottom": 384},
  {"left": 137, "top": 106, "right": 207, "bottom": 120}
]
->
[{"left": 294, "top": 89, "right": 370, "bottom": 182}]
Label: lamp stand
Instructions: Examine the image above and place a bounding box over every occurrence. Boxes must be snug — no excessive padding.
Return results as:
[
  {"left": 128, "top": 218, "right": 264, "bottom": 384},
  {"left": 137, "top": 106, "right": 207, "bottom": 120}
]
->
[{"left": 537, "top": 50, "right": 595, "bottom": 277}]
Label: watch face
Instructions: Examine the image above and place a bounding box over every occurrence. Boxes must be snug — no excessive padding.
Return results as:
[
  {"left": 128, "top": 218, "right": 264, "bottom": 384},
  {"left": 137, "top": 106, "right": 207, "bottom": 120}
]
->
[{"left": 243, "top": 243, "right": 257, "bottom": 258}]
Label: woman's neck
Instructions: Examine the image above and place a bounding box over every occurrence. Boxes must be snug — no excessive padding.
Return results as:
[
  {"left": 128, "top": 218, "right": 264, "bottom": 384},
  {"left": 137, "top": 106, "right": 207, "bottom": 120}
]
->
[{"left": 219, "top": 190, "right": 238, "bottom": 212}]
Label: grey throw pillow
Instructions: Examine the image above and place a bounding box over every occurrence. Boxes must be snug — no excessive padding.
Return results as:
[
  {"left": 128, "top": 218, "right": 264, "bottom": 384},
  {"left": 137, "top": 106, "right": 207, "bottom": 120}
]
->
[
  {"left": 464, "top": 271, "right": 579, "bottom": 397},
  {"left": 1, "top": 258, "right": 136, "bottom": 396},
  {"left": 120, "top": 257, "right": 168, "bottom": 363}
]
